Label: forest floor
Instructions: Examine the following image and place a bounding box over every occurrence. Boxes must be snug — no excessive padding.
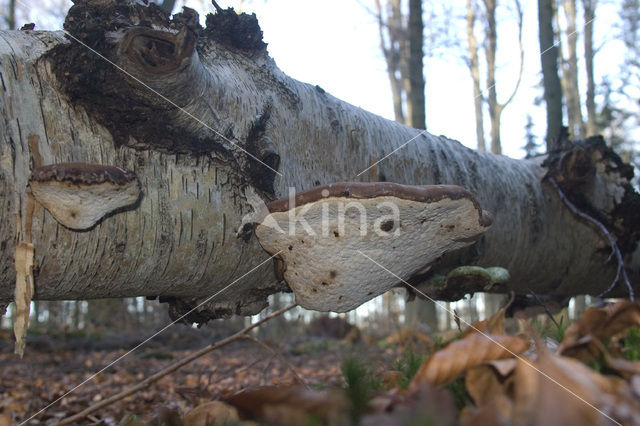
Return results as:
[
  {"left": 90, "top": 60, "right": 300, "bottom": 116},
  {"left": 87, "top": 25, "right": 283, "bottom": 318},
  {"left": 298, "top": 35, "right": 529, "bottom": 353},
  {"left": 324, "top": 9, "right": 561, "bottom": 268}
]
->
[
  {"left": 0, "top": 325, "right": 402, "bottom": 424},
  {"left": 3, "top": 301, "right": 640, "bottom": 425}
]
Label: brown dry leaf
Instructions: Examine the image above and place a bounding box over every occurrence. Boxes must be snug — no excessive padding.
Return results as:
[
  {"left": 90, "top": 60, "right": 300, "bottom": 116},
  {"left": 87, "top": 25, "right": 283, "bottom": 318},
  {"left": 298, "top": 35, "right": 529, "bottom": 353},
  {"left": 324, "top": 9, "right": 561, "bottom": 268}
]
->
[
  {"left": 410, "top": 333, "right": 529, "bottom": 388},
  {"left": 13, "top": 242, "right": 34, "bottom": 357},
  {"left": 184, "top": 401, "right": 249, "bottom": 426},
  {"left": 512, "top": 353, "right": 602, "bottom": 425},
  {"left": 512, "top": 347, "right": 640, "bottom": 425},
  {"left": 461, "top": 306, "right": 506, "bottom": 338},
  {"left": 465, "top": 363, "right": 514, "bottom": 407},
  {"left": 557, "top": 334, "right": 604, "bottom": 364},
  {"left": 381, "top": 370, "right": 400, "bottom": 389},
  {"left": 603, "top": 354, "right": 640, "bottom": 380},
  {"left": 224, "top": 386, "right": 350, "bottom": 426},
  {"left": 559, "top": 301, "right": 640, "bottom": 356},
  {"left": 382, "top": 326, "right": 432, "bottom": 349},
  {"left": 487, "top": 358, "right": 518, "bottom": 377}
]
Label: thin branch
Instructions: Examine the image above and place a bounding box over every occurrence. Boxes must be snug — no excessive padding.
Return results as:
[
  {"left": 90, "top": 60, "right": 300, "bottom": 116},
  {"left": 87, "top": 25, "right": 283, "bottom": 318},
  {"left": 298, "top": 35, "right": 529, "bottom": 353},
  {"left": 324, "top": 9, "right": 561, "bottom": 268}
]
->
[
  {"left": 500, "top": 0, "right": 524, "bottom": 108},
  {"left": 242, "top": 334, "right": 308, "bottom": 388},
  {"left": 356, "top": 0, "right": 383, "bottom": 22},
  {"left": 211, "top": 0, "right": 223, "bottom": 14},
  {"left": 550, "top": 178, "right": 634, "bottom": 301},
  {"left": 58, "top": 304, "right": 298, "bottom": 425},
  {"left": 527, "top": 289, "right": 561, "bottom": 329},
  {"left": 374, "top": 0, "right": 390, "bottom": 58}
]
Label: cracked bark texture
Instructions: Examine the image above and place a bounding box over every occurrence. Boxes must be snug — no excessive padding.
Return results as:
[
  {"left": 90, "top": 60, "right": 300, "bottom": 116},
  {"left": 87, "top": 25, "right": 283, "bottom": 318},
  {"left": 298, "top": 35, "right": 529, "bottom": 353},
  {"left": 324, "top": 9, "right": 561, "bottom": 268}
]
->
[{"left": 0, "top": 0, "right": 638, "bottom": 319}]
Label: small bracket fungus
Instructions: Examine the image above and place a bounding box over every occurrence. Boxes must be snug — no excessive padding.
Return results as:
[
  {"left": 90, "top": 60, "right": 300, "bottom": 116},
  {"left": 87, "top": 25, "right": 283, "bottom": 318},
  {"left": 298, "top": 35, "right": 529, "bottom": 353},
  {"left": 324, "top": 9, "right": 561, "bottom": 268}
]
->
[
  {"left": 29, "top": 163, "right": 141, "bottom": 230},
  {"left": 424, "top": 265, "right": 510, "bottom": 301},
  {"left": 253, "top": 182, "right": 493, "bottom": 312}
]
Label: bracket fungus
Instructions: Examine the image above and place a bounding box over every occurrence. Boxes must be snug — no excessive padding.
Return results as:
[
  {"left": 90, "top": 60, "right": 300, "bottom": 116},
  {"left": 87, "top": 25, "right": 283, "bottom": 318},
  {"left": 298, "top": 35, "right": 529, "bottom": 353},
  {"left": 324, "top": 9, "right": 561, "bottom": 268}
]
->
[
  {"left": 29, "top": 163, "right": 141, "bottom": 230},
  {"left": 252, "top": 182, "right": 493, "bottom": 312}
]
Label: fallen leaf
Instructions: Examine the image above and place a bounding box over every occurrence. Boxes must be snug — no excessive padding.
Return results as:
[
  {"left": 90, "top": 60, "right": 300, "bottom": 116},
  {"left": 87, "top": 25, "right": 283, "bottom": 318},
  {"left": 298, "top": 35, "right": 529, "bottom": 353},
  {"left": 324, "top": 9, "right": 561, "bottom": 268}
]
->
[
  {"left": 381, "top": 371, "right": 400, "bottom": 389},
  {"left": 603, "top": 354, "right": 640, "bottom": 380},
  {"left": 461, "top": 305, "right": 507, "bottom": 338},
  {"left": 224, "top": 386, "right": 350, "bottom": 426},
  {"left": 487, "top": 358, "right": 518, "bottom": 377},
  {"left": 559, "top": 301, "right": 640, "bottom": 356},
  {"left": 512, "top": 346, "right": 640, "bottom": 425},
  {"left": 0, "top": 412, "right": 11, "bottom": 426},
  {"left": 184, "top": 401, "right": 243, "bottom": 426},
  {"left": 465, "top": 364, "right": 513, "bottom": 407},
  {"left": 410, "top": 333, "right": 529, "bottom": 388},
  {"left": 381, "top": 326, "right": 432, "bottom": 349}
]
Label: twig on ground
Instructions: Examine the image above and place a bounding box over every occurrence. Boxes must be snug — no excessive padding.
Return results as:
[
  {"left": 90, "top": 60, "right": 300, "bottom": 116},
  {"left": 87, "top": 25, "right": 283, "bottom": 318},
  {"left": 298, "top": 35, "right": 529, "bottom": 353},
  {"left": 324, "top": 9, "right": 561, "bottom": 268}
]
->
[
  {"left": 550, "top": 178, "right": 634, "bottom": 301},
  {"left": 242, "top": 334, "right": 309, "bottom": 388},
  {"left": 234, "top": 354, "right": 268, "bottom": 375},
  {"left": 453, "top": 309, "right": 462, "bottom": 332},
  {"left": 527, "top": 289, "right": 561, "bottom": 329},
  {"left": 58, "top": 304, "right": 298, "bottom": 425}
]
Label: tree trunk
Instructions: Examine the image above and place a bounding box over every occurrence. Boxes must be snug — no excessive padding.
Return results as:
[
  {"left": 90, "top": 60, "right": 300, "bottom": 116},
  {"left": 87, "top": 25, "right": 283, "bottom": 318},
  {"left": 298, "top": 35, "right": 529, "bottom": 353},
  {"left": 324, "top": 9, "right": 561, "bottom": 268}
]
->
[
  {"left": 7, "top": 0, "right": 16, "bottom": 30},
  {"left": 376, "top": 0, "right": 406, "bottom": 124},
  {"left": 407, "top": 0, "right": 426, "bottom": 130},
  {"left": 466, "top": 0, "right": 486, "bottom": 152},
  {"left": 561, "top": 0, "right": 585, "bottom": 139},
  {"left": 583, "top": 0, "right": 597, "bottom": 136},
  {"left": 483, "top": 0, "right": 502, "bottom": 155},
  {"left": 0, "top": 2, "right": 638, "bottom": 320},
  {"left": 538, "top": 0, "right": 565, "bottom": 151}
]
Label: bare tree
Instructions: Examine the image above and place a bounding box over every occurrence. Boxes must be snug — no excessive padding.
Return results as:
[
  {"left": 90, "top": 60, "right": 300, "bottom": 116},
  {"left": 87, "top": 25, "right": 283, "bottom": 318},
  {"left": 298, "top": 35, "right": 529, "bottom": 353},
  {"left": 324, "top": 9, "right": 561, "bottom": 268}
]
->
[
  {"left": 375, "top": 0, "right": 432, "bottom": 129},
  {"left": 480, "top": 0, "right": 524, "bottom": 155}
]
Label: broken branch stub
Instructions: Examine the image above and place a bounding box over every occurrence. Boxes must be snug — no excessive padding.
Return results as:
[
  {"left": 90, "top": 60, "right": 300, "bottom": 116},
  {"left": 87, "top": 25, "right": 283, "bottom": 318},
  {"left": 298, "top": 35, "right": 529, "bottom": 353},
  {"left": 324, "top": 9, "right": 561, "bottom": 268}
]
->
[
  {"left": 253, "top": 182, "right": 493, "bottom": 312},
  {"left": 29, "top": 163, "right": 141, "bottom": 230}
]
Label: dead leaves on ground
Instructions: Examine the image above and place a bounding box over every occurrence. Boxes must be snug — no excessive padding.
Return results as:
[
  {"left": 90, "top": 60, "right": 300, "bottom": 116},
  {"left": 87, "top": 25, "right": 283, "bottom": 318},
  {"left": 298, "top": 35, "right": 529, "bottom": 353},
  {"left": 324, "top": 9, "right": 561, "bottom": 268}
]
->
[
  {"left": 194, "top": 300, "right": 640, "bottom": 425},
  {"left": 440, "top": 300, "right": 640, "bottom": 426},
  {"left": 6, "top": 301, "right": 640, "bottom": 425},
  {"left": 225, "top": 386, "right": 350, "bottom": 426}
]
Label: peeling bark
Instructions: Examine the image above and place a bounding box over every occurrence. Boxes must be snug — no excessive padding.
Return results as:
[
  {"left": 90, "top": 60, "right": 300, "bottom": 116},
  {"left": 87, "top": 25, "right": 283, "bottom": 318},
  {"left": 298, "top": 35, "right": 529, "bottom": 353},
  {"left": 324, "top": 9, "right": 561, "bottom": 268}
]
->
[{"left": 0, "top": 1, "right": 638, "bottom": 320}]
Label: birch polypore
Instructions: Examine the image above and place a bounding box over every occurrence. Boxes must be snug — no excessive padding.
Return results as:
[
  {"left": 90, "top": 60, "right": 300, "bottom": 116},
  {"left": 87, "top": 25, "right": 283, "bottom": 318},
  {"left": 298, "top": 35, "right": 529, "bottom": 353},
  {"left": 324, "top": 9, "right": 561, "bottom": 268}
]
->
[
  {"left": 254, "top": 183, "right": 492, "bottom": 311},
  {"left": 29, "top": 163, "right": 141, "bottom": 230}
]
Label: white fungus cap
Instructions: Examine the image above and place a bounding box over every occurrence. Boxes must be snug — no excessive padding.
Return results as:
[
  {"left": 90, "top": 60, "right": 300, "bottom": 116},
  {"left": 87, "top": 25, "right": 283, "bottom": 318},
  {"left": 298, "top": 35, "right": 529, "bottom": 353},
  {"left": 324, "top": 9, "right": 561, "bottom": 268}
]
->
[
  {"left": 254, "top": 182, "right": 493, "bottom": 312},
  {"left": 29, "top": 163, "right": 141, "bottom": 230}
]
